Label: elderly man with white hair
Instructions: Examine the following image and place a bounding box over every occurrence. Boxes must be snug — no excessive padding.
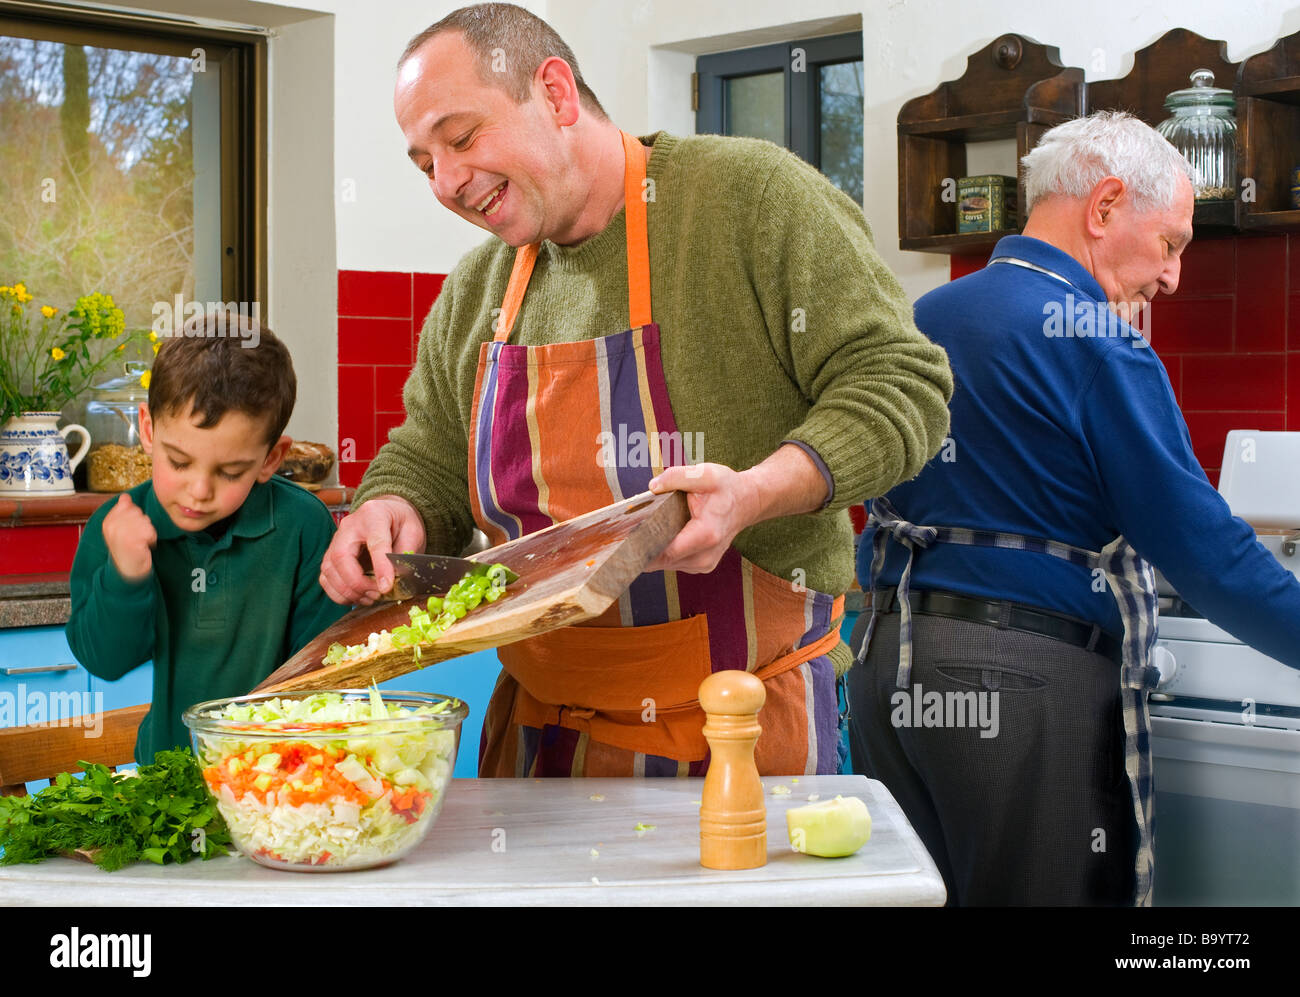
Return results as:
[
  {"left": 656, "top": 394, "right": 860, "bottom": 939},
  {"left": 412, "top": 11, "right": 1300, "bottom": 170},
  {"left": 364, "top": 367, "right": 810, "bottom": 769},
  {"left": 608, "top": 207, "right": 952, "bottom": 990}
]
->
[{"left": 848, "top": 110, "right": 1300, "bottom": 906}]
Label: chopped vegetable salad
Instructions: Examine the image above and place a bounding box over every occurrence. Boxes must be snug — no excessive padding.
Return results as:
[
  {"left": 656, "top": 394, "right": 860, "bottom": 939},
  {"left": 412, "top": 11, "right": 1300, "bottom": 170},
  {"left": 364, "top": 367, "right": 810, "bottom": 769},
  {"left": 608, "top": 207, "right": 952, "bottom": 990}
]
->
[{"left": 187, "top": 689, "right": 464, "bottom": 871}]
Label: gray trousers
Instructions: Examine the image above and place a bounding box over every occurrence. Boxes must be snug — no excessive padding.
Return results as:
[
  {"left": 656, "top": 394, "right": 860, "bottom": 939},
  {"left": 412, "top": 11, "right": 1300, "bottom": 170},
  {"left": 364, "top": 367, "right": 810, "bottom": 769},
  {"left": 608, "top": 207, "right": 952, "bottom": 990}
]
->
[{"left": 848, "top": 609, "right": 1138, "bottom": 906}]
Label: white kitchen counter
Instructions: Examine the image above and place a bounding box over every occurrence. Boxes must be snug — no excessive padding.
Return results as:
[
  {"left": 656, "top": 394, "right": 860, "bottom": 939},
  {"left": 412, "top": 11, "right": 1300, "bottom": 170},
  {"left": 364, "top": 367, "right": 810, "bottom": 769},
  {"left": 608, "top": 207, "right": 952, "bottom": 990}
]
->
[{"left": 0, "top": 775, "right": 946, "bottom": 906}]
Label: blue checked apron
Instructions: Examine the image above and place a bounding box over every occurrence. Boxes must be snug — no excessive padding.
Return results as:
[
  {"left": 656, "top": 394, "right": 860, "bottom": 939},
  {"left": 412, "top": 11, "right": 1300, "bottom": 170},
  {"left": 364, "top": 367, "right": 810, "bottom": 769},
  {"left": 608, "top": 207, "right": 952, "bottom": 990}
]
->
[{"left": 860, "top": 504, "right": 1159, "bottom": 903}]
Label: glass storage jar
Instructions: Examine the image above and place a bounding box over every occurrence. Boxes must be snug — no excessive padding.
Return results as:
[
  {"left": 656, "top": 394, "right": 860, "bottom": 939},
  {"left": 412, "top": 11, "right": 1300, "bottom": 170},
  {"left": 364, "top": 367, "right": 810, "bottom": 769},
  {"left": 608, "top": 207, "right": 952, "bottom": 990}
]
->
[
  {"left": 1155, "top": 68, "right": 1237, "bottom": 202},
  {"left": 84, "top": 361, "right": 152, "bottom": 492}
]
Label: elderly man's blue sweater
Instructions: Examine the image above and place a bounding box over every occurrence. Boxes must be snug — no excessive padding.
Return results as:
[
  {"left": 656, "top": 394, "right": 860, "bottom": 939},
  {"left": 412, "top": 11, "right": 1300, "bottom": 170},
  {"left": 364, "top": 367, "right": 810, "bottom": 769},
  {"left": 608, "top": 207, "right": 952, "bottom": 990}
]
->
[{"left": 859, "top": 235, "right": 1300, "bottom": 668}]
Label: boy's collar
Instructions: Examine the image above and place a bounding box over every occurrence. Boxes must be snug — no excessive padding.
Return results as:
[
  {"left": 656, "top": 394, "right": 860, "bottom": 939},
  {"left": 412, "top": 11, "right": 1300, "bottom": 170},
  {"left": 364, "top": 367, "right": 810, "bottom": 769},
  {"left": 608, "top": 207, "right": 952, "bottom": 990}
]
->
[{"left": 145, "top": 478, "right": 276, "bottom": 544}]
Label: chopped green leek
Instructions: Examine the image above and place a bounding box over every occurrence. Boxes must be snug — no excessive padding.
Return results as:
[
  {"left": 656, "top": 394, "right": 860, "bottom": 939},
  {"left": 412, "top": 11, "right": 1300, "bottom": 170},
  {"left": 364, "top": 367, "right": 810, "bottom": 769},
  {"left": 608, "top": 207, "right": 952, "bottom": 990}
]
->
[{"left": 323, "top": 563, "right": 512, "bottom": 668}]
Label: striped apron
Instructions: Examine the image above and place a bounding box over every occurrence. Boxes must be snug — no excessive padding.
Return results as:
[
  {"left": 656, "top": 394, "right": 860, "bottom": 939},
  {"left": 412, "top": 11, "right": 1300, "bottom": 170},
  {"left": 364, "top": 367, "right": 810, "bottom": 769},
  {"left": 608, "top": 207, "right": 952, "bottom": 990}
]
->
[
  {"left": 469, "top": 131, "right": 843, "bottom": 778},
  {"left": 858, "top": 496, "right": 1159, "bottom": 906}
]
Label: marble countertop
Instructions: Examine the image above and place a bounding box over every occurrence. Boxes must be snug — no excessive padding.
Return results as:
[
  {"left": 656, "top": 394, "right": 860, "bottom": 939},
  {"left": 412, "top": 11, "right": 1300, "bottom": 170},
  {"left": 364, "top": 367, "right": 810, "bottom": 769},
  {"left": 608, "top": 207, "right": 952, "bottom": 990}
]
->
[{"left": 0, "top": 775, "right": 946, "bottom": 906}]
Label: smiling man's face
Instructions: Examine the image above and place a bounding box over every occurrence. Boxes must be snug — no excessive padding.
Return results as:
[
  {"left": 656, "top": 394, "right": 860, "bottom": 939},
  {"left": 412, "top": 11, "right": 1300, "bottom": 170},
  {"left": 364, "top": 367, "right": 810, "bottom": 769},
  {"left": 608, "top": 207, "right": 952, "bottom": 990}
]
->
[
  {"left": 1092, "top": 172, "right": 1195, "bottom": 321},
  {"left": 396, "top": 31, "right": 573, "bottom": 247}
]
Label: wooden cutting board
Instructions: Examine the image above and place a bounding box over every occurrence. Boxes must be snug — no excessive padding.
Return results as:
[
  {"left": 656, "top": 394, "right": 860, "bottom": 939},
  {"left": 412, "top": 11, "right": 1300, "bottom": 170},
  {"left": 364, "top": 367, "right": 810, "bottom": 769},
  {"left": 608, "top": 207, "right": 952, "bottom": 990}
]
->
[{"left": 253, "top": 490, "right": 690, "bottom": 694}]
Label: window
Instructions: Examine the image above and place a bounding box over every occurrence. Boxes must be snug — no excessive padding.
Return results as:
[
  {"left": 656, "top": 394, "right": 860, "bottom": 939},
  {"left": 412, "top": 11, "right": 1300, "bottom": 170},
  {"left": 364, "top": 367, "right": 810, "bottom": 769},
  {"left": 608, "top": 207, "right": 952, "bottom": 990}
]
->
[
  {"left": 0, "top": 4, "right": 265, "bottom": 330},
  {"left": 695, "top": 32, "right": 863, "bottom": 204}
]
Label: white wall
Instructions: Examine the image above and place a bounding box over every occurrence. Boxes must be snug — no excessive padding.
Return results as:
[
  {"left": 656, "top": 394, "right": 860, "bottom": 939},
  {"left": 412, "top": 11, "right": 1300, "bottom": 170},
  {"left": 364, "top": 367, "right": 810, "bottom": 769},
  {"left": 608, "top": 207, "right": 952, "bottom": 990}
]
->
[
  {"left": 138, "top": 0, "right": 500, "bottom": 272},
  {"left": 547, "top": 0, "right": 1300, "bottom": 301}
]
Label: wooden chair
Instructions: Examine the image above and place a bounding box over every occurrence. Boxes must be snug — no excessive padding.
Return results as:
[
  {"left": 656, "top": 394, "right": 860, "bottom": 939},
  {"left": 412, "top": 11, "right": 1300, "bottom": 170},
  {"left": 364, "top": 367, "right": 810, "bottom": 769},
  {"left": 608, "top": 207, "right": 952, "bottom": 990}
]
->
[{"left": 0, "top": 704, "right": 148, "bottom": 796}]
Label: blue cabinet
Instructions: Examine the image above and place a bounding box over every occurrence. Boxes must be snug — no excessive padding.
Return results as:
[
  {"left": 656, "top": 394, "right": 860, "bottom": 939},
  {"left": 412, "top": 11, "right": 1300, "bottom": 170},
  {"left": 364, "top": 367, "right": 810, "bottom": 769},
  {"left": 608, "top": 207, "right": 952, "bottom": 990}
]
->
[
  {"left": 86, "top": 660, "right": 155, "bottom": 712},
  {"left": 0, "top": 624, "right": 154, "bottom": 720},
  {"left": 0, "top": 624, "right": 154, "bottom": 790},
  {"left": 0, "top": 626, "right": 89, "bottom": 724}
]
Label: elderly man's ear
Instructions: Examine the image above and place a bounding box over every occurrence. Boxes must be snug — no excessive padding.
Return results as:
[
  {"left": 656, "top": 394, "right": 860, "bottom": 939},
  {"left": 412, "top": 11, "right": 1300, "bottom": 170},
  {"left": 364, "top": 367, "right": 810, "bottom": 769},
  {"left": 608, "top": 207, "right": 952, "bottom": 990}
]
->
[{"left": 1086, "top": 177, "right": 1128, "bottom": 236}]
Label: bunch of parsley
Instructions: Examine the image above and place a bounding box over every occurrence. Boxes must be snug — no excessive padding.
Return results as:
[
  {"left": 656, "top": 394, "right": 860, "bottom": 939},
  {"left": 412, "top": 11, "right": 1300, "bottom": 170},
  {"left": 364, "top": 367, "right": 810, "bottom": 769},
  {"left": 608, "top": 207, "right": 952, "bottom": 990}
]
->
[{"left": 0, "top": 747, "right": 231, "bottom": 871}]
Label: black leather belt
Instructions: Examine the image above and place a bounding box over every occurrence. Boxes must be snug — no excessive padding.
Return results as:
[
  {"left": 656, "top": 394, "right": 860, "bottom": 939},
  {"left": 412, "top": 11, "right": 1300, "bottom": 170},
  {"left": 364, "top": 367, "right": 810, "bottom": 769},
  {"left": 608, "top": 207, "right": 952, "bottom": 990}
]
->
[{"left": 872, "top": 586, "right": 1122, "bottom": 664}]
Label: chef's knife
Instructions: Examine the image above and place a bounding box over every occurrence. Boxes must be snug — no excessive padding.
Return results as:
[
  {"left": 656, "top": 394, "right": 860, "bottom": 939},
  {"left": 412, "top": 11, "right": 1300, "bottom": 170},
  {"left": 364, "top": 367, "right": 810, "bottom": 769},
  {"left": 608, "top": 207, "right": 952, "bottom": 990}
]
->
[
  {"left": 386, "top": 553, "right": 519, "bottom": 601},
  {"left": 356, "top": 548, "right": 519, "bottom": 601}
]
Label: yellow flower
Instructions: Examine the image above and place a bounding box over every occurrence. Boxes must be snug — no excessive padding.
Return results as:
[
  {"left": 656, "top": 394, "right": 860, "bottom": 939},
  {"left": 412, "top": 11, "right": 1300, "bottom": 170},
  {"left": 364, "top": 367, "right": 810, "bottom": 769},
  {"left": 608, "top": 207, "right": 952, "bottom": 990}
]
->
[
  {"left": 117, "top": 343, "right": 126, "bottom": 351},
  {"left": 41, "top": 305, "right": 57, "bottom": 318},
  {"left": 148, "top": 331, "right": 158, "bottom": 343},
  {"left": 152, "top": 342, "right": 160, "bottom": 354},
  {"left": 50, "top": 347, "right": 66, "bottom": 360},
  {"left": 139, "top": 370, "right": 151, "bottom": 389}
]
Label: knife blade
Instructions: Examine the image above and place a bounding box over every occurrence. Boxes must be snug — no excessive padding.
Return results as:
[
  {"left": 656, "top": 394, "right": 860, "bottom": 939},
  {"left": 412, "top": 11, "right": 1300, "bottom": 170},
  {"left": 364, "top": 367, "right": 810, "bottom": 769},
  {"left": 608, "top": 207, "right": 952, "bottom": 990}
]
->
[{"left": 383, "top": 552, "right": 519, "bottom": 602}]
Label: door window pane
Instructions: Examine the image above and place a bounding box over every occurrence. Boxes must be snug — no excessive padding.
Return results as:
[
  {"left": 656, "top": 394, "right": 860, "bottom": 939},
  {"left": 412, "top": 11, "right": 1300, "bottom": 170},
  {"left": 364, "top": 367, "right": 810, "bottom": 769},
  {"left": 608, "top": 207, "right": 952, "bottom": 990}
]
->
[
  {"left": 725, "top": 71, "right": 784, "bottom": 146},
  {"left": 818, "top": 60, "right": 864, "bottom": 205}
]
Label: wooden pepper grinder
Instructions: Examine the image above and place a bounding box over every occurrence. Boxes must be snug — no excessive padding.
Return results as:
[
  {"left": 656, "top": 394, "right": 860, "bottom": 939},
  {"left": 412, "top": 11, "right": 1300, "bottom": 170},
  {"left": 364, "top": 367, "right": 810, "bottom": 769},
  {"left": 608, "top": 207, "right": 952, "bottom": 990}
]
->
[{"left": 699, "top": 670, "right": 767, "bottom": 870}]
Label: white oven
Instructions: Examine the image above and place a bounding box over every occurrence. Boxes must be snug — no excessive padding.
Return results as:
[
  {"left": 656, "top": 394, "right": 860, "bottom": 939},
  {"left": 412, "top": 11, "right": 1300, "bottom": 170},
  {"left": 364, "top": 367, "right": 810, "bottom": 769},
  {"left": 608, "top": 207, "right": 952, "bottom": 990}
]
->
[{"left": 1149, "top": 431, "right": 1300, "bottom": 905}]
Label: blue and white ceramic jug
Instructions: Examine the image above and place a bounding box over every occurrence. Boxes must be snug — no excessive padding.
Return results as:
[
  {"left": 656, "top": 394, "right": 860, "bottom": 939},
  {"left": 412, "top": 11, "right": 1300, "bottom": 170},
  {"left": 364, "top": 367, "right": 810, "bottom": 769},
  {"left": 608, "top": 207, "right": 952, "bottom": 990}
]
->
[{"left": 0, "top": 412, "right": 91, "bottom": 495}]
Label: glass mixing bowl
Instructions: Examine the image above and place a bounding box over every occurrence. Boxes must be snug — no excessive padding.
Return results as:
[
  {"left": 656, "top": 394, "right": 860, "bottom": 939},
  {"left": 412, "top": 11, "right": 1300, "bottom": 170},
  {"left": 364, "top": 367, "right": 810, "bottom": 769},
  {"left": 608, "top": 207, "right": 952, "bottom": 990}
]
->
[{"left": 183, "top": 690, "right": 468, "bottom": 872}]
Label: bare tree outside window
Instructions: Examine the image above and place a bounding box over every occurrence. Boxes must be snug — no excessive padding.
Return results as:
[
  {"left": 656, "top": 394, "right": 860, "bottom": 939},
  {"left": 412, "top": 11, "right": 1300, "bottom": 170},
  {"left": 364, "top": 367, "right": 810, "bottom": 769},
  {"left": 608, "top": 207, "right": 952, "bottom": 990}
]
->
[{"left": 0, "top": 36, "right": 196, "bottom": 331}]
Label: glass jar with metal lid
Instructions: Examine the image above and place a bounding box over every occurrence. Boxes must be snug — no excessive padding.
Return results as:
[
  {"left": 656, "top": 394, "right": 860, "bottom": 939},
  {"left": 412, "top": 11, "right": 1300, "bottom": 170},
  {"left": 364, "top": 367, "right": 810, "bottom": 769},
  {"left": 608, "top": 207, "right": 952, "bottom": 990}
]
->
[
  {"left": 85, "top": 360, "right": 149, "bottom": 449},
  {"left": 84, "top": 360, "right": 152, "bottom": 492},
  {"left": 1155, "top": 68, "right": 1237, "bottom": 202}
]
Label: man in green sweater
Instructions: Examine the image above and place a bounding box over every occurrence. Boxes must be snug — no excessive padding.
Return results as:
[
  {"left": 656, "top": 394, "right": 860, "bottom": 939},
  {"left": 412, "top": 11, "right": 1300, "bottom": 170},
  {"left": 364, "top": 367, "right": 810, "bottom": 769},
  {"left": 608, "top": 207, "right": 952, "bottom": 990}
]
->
[
  {"left": 68, "top": 324, "right": 348, "bottom": 762},
  {"left": 321, "top": 3, "right": 952, "bottom": 777}
]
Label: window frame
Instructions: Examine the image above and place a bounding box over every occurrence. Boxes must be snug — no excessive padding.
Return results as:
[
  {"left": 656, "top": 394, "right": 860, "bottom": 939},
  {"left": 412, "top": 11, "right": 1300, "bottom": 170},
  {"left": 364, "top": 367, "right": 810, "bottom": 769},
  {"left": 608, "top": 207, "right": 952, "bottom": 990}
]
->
[
  {"left": 0, "top": 1, "right": 267, "bottom": 310},
  {"left": 695, "top": 31, "right": 863, "bottom": 179}
]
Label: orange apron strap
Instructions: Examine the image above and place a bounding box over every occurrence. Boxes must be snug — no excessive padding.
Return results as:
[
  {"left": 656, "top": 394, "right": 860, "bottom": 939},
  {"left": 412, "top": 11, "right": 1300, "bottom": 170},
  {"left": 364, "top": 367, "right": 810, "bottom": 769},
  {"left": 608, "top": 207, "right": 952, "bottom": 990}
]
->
[
  {"left": 494, "top": 242, "right": 540, "bottom": 343},
  {"left": 620, "top": 130, "right": 652, "bottom": 330},
  {"left": 752, "top": 598, "right": 846, "bottom": 684},
  {"left": 494, "top": 134, "right": 651, "bottom": 343}
]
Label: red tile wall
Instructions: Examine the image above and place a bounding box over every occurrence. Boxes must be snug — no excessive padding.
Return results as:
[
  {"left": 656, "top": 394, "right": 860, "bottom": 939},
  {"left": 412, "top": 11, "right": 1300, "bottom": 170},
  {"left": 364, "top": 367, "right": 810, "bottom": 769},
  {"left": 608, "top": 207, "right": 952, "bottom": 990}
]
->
[
  {"left": 337, "top": 270, "right": 446, "bottom": 487},
  {"left": 951, "top": 233, "right": 1298, "bottom": 487}
]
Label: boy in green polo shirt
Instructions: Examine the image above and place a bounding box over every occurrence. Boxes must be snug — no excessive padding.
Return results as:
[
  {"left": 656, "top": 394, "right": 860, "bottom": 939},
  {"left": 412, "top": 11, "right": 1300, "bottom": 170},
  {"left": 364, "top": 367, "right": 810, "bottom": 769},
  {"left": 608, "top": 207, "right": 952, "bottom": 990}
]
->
[{"left": 67, "top": 318, "right": 348, "bottom": 762}]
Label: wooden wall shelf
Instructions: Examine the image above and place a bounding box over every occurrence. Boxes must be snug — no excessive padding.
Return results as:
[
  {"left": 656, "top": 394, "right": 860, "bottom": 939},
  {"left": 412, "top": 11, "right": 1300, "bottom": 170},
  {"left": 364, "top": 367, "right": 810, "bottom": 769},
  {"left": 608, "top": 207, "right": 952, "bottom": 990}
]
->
[
  {"left": 1240, "top": 31, "right": 1300, "bottom": 227},
  {"left": 1085, "top": 28, "right": 1238, "bottom": 130},
  {"left": 900, "top": 230, "right": 1017, "bottom": 256},
  {"left": 896, "top": 33, "right": 1083, "bottom": 254},
  {"left": 1241, "top": 209, "right": 1300, "bottom": 231},
  {"left": 899, "top": 27, "right": 1300, "bottom": 254}
]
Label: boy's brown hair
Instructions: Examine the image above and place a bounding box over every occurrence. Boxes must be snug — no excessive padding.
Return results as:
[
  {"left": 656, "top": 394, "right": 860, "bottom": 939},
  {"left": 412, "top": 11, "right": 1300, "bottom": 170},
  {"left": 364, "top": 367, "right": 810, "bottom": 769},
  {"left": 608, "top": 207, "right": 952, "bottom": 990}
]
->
[{"left": 148, "top": 312, "right": 296, "bottom": 447}]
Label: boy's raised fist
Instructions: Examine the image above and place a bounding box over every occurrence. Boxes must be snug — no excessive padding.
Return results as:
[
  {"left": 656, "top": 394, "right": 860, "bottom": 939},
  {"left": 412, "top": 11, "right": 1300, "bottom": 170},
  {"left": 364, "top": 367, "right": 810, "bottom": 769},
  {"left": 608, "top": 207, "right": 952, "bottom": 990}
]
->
[{"left": 102, "top": 493, "right": 157, "bottom": 582}]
